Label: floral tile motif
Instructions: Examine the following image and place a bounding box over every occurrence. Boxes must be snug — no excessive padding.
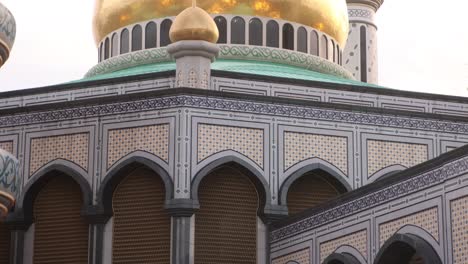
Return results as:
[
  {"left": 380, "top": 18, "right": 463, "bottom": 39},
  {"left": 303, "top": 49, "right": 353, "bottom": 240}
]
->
[
  {"left": 379, "top": 207, "right": 439, "bottom": 246},
  {"left": 451, "top": 196, "right": 468, "bottom": 264},
  {"left": 30, "top": 133, "right": 89, "bottom": 176},
  {"left": 320, "top": 230, "right": 367, "bottom": 263},
  {"left": 272, "top": 248, "right": 310, "bottom": 264},
  {"left": 107, "top": 124, "right": 170, "bottom": 168},
  {"left": 284, "top": 132, "right": 347, "bottom": 174},
  {"left": 198, "top": 124, "right": 263, "bottom": 168},
  {"left": 367, "top": 140, "right": 428, "bottom": 176},
  {"left": 0, "top": 141, "right": 13, "bottom": 154}
]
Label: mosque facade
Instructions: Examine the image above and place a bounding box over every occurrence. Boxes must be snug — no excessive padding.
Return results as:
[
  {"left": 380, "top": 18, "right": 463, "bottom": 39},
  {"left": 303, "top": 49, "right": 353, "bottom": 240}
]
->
[{"left": 1, "top": 0, "right": 468, "bottom": 263}]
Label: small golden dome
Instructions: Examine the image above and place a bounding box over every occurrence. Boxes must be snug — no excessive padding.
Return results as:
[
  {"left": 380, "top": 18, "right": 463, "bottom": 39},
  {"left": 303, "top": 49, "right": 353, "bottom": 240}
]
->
[{"left": 169, "top": 6, "right": 219, "bottom": 43}]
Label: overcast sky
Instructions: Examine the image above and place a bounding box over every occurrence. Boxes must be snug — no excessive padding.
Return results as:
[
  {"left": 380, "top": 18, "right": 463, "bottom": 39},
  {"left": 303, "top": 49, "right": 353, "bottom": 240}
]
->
[{"left": 0, "top": 0, "right": 467, "bottom": 96}]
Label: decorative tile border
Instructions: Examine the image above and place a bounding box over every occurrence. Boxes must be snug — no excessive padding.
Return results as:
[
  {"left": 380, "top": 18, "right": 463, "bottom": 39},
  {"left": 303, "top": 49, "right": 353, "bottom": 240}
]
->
[
  {"left": 271, "top": 155, "right": 468, "bottom": 241},
  {"left": 85, "top": 45, "right": 353, "bottom": 80},
  {"left": 2, "top": 95, "right": 468, "bottom": 136}
]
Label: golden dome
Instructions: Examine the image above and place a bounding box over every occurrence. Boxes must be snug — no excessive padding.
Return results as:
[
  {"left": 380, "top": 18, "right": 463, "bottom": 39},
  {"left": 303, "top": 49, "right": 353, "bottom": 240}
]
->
[
  {"left": 169, "top": 6, "right": 219, "bottom": 43},
  {"left": 93, "top": 0, "right": 349, "bottom": 46}
]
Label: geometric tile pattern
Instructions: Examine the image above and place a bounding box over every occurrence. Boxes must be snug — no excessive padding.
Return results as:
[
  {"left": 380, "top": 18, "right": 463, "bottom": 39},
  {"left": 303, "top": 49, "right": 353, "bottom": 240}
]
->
[
  {"left": 0, "top": 141, "right": 13, "bottom": 154},
  {"left": 284, "top": 132, "right": 347, "bottom": 174},
  {"left": 451, "top": 195, "right": 468, "bottom": 264},
  {"left": 107, "top": 124, "right": 170, "bottom": 168},
  {"left": 319, "top": 230, "right": 367, "bottom": 263},
  {"left": 272, "top": 248, "right": 310, "bottom": 264},
  {"left": 368, "top": 140, "right": 428, "bottom": 176},
  {"left": 379, "top": 207, "right": 439, "bottom": 246},
  {"left": 198, "top": 124, "right": 263, "bottom": 167},
  {"left": 30, "top": 133, "right": 89, "bottom": 176}
]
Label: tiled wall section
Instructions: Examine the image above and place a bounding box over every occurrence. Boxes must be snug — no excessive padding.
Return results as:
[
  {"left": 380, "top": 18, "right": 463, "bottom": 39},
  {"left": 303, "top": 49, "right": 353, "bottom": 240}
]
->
[
  {"left": 368, "top": 140, "right": 428, "bottom": 176},
  {"left": 379, "top": 207, "right": 439, "bottom": 246},
  {"left": 319, "top": 230, "right": 367, "bottom": 263},
  {"left": 0, "top": 141, "right": 13, "bottom": 154},
  {"left": 451, "top": 195, "right": 468, "bottom": 264},
  {"left": 107, "top": 124, "right": 170, "bottom": 168},
  {"left": 284, "top": 132, "right": 347, "bottom": 174},
  {"left": 272, "top": 248, "right": 310, "bottom": 264},
  {"left": 30, "top": 133, "right": 89, "bottom": 176},
  {"left": 198, "top": 124, "right": 264, "bottom": 167}
]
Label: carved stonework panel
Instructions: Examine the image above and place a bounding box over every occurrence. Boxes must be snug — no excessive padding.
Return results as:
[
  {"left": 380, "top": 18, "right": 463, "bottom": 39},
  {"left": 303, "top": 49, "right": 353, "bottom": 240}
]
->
[
  {"left": 319, "top": 230, "right": 367, "bottom": 263},
  {"left": 379, "top": 207, "right": 439, "bottom": 246},
  {"left": 284, "top": 132, "right": 347, "bottom": 174},
  {"left": 367, "top": 140, "right": 428, "bottom": 176},
  {"left": 29, "top": 133, "right": 89, "bottom": 176},
  {"left": 272, "top": 248, "right": 310, "bottom": 264},
  {"left": 107, "top": 124, "right": 170, "bottom": 168},
  {"left": 0, "top": 141, "right": 13, "bottom": 154},
  {"left": 451, "top": 195, "right": 468, "bottom": 264},
  {"left": 197, "top": 124, "right": 264, "bottom": 167}
]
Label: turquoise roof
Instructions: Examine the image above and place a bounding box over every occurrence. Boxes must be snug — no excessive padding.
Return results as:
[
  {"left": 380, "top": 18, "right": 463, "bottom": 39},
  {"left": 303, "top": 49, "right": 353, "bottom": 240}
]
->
[{"left": 73, "top": 60, "right": 384, "bottom": 88}]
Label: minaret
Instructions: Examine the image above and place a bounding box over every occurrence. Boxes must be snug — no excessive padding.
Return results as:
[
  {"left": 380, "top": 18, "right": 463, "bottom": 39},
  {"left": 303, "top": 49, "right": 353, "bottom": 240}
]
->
[
  {"left": 0, "top": 2, "right": 16, "bottom": 69},
  {"left": 343, "top": 0, "right": 383, "bottom": 84},
  {"left": 167, "top": 1, "right": 219, "bottom": 89}
]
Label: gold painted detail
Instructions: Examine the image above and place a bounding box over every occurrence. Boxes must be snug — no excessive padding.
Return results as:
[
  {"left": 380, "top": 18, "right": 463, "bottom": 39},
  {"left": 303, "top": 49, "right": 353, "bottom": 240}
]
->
[
  {"left": 379, "top": 207, "right": 439, "bottom": 246},
  {"left": 198, "top": 124, "right": 263, "bottom": 167},
  {"left": 107, "top": 124, "right": 170, "bottom": 169},
  {"left": 451, "top": 195, "right": 468, "bottom": 264},
  {"left": 367, "top": 140, "right": 428, "bottom": 177},
  {"left": 284, "top": 132, "right": 347, "bottom": 174},
  {"left": 93, "top": 0, "right": 349, "bottom": 46},
  {"left": 272, "top": 248, "right": 310, "bottom": 264},
  {"left": 30, "top": 133, "right": 89, "bottom": 176},
  {"left": 320, "top": 230, "right": 367, "bottom": 263},
  {"left": 169, "top": 6, "right": 219, "bottom": 43}
]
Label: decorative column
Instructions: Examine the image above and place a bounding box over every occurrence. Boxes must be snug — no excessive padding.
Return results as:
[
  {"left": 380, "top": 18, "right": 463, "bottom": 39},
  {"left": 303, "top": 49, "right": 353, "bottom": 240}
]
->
[
  {"left": 167, "top": 41, "right": 219, "bottom": 89},
  {"left": 166, "top": 3, "right": 220, "bottom": 89},
  {"left": 343, "top": 0, "right": 383, "bottom": 84}
]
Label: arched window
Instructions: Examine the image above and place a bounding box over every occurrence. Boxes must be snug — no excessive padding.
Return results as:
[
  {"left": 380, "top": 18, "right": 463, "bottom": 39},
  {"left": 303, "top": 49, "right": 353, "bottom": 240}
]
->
[
  {"left": 331, "top": 39, "right": 336, "bottom": 62},
  {"left": 231, "top": 16, "right": 245, "bottom": 44},
  {"left": 132, "top": 25, "right": 143, "bottom": 51},
  {"left": 336, "top": 44, "right": 340, "bottom": 64},
  {"left": 328, "top": 39, "right": 334, "bottom": 61},
  {"left": 120, "top": 28, "right": 130, "bottom": 54},
  {"left": 214, "top": 16, "right": 227, "bottom": 44},
  {"left": 0, "top": 222, "right": 10, "bottom": 264},
  {"left": 112, "top": 167, "right": 170, "bottom": 263},
  {"left": 266, "top": 20, "right": 279, "bottom": 48},
  {"left": 320, "top": 35, "right": 328, "bottom": 58},
  {"left": 99, "top": 42, "right": 103, "bottom": 62},
  {"left": 297, "top": 27, "right": 307, "bottom": 53},
  {"left": 160, "top": 19, "right": 172, "bottom": 47},
  {"left": 310, "top": 31, "right": 319, "bottom": 56},
  {"left": 360, "top": 26, "right": 367, "bottom": 82},
  {"left": 286, "top": 170, "right": 347, "bottom": 215},
  {"left": 249, "top": 18, "right": 263, "bottom": 46},
  {"left": 195, "top": 165, "right": 259, "bottom": 263},
  {"left": 111, "top": 33, "right": 118, "bottom": 57},
  {"left": 145, "top": 22, "right": 157, "bottom": 49},
  {"left": 104, "top": 37, "right": 110, "bottom": 60},
  {"left": 32, "top": 176, "right": 89, "bottom": 263},
  {"left": 375, "top": 234, "right": 442, "bottom": 264},
  {"left": 282, "top": 23, "right": 294, "bottom": 50}
]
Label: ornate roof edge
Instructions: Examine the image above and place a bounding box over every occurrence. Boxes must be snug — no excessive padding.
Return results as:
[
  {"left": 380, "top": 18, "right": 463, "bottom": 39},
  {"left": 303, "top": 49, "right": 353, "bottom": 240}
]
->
[{"left": 346, "top": 0, "right": 384, "bottom": 11}]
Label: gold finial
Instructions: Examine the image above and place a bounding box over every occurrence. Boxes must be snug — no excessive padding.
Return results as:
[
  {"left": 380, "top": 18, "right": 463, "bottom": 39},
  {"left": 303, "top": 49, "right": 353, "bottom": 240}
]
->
[{"left": 169, "top": 3, "right": 219, "bottom": 43}]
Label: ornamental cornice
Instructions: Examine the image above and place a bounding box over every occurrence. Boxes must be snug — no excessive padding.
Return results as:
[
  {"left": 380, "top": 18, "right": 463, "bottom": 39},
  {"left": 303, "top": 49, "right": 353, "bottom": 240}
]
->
[
  {"left": 1, "top": 93, "right": 468, "bottom": 136},
  {"left": 346, "top": 0, "right": 384, "bottom": 11}
]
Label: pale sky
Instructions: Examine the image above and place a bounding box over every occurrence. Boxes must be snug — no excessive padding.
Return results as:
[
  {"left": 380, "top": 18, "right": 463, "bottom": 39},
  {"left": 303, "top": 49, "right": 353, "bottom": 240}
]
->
[{"left": 0, "top": 0, "right": 467, "bottom": 96}]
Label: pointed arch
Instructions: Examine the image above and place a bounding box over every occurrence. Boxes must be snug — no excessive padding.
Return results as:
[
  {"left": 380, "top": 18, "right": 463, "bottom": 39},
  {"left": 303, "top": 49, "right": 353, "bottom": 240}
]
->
[
  {"left": 279, "top": 158, "right": 351, "bottom": 206},
  {"left": 191, "top": 154, "right": 271, "bottom": 216},
  {"left": 323, "top": 252, "right": 361, "bottom": 264},
  {"left": 97, "top": 151, "right": 173, "bottom": 216},
  {"left": 368, "top": 164, "right": 407, "bottom": 183},
  {"left": 374, "top": 233, "right": 442, "bottom": 264},
  {"left": 18, "top": 159, "right": 92, "bottom": 225}
]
